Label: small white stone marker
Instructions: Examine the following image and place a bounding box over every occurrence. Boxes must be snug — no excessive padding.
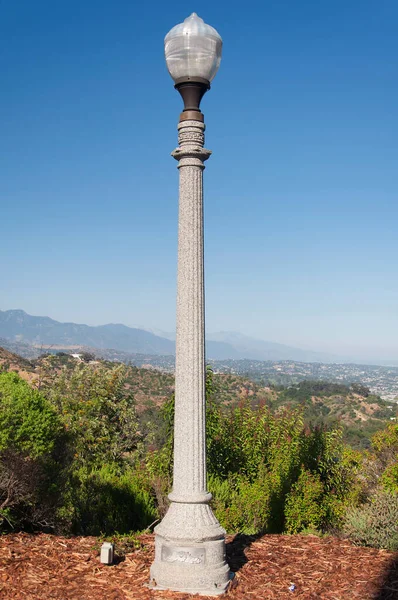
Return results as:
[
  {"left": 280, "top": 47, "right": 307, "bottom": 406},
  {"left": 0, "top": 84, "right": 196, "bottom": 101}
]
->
[{"left": 100, "top": 542, "right": 114, "bottom": 565}]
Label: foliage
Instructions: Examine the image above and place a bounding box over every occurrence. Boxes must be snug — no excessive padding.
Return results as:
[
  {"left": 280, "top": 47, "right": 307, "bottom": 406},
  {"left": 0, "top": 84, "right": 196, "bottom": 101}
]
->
[
  {"left": 381, "top": 462, "right": 398, "bottom": 494},
  {"left": 350, "top": 383, "right": 370, "bottom": 397},
  {"left": 372, "top": 423, "right": 398, "bottom": 455},
  {"left": 343, "top": 421, "right": 388, "bottom": 451},
  {"left": 343, "top": 489, "right": 398, "bottom": 551},
  {"left": 360, "top": 423, "right": 398, "bottom": 496},
  {"left": 0, "top": 372, "right": 63, "bottom": 458},
  {"left": 143, "top": 392, "right": 175, "bottom": 517},
  {"left": 42, "top": 363, "right": 138, "bottom": 468},
  {"left": 0, "top": 367, "right": 150, "bottom": 535},
  {"left": 2, "top": 357, "right": 396, "bottom": 545},
  {"left": 61, "top": 463, "right": 157, "bottom": 535},
  {"left": 41, "top": 363, "right": 155, "bottom": 535},
  {"left": 100, "top": 530, "right": 148, "bottom": 557},
  {"left": 342, "top": 423, "right": 398, "bottom": 550},
  {"left": 280, "top": 380, "right": 351, "bottom": 403},
  {"left": 209, "top": 470, "right": 274, "bottom": 534},
  {"left": 80, "top": 352, "right": 96, "bottom": 363},
  {"left": 0, "top": 373, "right": 66, "bottom": 530},
  {"left": 284, "top": 470, "right": 326, "bottom": 534},
  {"left": 205, "top": 375, "right": 362, "bottom": 535}
]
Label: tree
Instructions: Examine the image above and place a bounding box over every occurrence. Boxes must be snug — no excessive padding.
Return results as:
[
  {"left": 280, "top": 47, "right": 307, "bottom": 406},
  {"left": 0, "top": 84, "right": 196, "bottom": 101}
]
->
[
  {"left": 43, "top": 363, "right": 138, "bottom": 468},
  {"left": 0, "top": 372, "right": 66, "bottom": 529}
]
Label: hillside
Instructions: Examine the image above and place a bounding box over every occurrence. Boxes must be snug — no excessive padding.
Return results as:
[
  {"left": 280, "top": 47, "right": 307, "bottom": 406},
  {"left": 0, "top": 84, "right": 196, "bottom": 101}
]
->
[
  {"left": 1, "top": 347, "right": 395, "bottom": 448},
  {"left": 24, "top": 352, "right": 271, "bottom": 412},
  {"left": 0, "top": 336, "right": 41, "bottom": 359},
  {"left": 0, "top": 309, "right": 175, "bottom": 355},
  {"left": 266, "top": 380, "right": 398, "bottom": 447},
  {"left": 0, "top": 346, "right": 36, "bottom": 382},
  {"left": 1, "top": 333, "right": 397, "bottom": 402}
]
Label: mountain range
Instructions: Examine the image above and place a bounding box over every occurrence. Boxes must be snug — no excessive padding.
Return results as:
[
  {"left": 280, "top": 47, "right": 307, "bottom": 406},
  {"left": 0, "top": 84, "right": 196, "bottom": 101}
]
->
[{"left": 0, "top": 308, "right": 344, "bottom": 363}]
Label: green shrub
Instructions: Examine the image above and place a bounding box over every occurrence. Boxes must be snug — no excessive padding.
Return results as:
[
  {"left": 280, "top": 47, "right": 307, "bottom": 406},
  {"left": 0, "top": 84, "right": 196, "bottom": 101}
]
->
[
  {"left": 382, "top": 462, "right": 398, "bottom": 494},
  {"left": 343, "top": 489, "right": 398, "bottom": 551},
  {"left": 144, "top": 446, "right": 172, "bottom": 518},
  {"left": 43, "top": 363, "right": 138, "bottom": 469},
  {"left": 284, "top": 470, "right": 326, "bottom": 534},
  {"left": 1, "top": 365, "right": 369, "bottom": 537},
  {"left": 359, "top": 423, "right": 398, "bottom": 497},
  {"left": 63, "top": 463, "right": 157, "bottom": 535},
  {"left": 0, "top": 372, "right": 63, "bottom": 458},
  {"left": 209, "top": 471, "right": 274, "bottom": 534},
  {"left": 372, "top": 424, "right": 398, "bottom": 454},
  {"left": 205, "top": 392, "right": 361, "bottom": 535},
  {"left": 0, "top": 372, "right": 66, "bottom": 530}
]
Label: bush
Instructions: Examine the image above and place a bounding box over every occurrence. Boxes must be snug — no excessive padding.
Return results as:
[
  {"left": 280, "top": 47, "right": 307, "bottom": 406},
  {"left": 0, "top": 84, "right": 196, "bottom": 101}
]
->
[
  {"left": 0, "top": 370, "right": 153, "bottom": 536},
  {"left": 284, "top": 470, "right": 326, "bottom": 534},
  {"left": 43, "top": 363, "right": 138, "bottom": 469},
  {"left": 205, "top": 394, "right": 361, "bottom": 535},
  {"left": 360, "top": 423, "right": 398, "bottom": 497},
  {"left": 343, "top": 489, "right": 398, "bottom": 550},
  {"left": 63, "top": 463, "right": 157, "bottom": 535},
  {"left": 0, "top": 372, "right": 63, "bottom": 458},
  {"left": 0, "top": 365, "right": 370, "bottom": 537},
  {"left": 0, "top": 372, "right": 66, "bottom": 530},
  {"left": 209, "top": 471, "right": 274, "bottom": 534},
  {"left": 382, "top": 462, "right": 398, "bottom": 494}
]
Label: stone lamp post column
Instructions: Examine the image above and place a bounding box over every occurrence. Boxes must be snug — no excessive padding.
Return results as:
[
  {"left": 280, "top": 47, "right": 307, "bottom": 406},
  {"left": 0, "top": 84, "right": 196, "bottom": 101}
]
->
[{"left": 149, "top": 13, "right": 230, "bottom": 596}]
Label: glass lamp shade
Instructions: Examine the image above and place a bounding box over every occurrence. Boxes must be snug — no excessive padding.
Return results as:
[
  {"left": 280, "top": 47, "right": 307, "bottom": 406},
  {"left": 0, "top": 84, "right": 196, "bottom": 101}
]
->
[{"left": 164, "top": 13, "right": 222, "bottom": 84}]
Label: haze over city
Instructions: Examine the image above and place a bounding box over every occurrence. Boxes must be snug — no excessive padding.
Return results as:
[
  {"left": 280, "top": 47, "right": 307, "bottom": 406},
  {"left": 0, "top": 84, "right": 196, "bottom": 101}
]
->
[{"left": 1, "top": 0, "right": 397, "bottom": 363}]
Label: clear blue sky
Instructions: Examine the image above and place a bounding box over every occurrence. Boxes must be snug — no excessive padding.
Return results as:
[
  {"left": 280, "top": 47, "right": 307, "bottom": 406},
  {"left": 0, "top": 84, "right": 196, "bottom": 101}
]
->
[{"left": 1, "top": 0, "right": 397, "bottom": 361}]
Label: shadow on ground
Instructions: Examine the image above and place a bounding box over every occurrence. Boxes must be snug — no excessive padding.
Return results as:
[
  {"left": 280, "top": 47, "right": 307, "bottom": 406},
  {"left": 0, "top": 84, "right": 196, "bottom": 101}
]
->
[
  {"left": 226, "top": 533, "right": 262, "bottom": 573},
  {"left": 373, "top": 557, "right": 398, "bottom": 600}
]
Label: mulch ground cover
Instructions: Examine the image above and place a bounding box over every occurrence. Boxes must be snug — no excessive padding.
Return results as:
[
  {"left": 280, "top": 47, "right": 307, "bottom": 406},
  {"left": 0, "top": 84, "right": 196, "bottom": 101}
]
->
[{"left": 0, "top": 532, "right": 397, "bottom": 599}]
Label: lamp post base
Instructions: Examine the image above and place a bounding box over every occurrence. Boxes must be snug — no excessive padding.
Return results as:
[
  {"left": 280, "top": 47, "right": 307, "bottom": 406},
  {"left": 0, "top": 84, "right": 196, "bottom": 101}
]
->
[{"left": 149, "top": 501, "right": 230, "bottom": 596}]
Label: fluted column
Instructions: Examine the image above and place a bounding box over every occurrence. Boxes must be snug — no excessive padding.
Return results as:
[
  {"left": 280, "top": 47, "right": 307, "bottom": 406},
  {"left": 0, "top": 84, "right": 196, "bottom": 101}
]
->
[
  {"left": 170, "top": 119, "right": 210, "bottom": 503},
  {"left": 149, "top": 119, "right": 230, "bottom": 595}
]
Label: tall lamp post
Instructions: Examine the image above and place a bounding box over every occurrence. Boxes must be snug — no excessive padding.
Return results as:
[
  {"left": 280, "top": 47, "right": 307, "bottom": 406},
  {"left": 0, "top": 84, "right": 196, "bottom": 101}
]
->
[{"left": 149, "top": 13, "right": 230, "bottom": 595}]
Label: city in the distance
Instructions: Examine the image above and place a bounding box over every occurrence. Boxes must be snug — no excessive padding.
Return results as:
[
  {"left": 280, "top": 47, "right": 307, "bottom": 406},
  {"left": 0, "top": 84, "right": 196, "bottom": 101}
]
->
[{"left": 1, "top": 308, "right": 397, "bottom": 402}]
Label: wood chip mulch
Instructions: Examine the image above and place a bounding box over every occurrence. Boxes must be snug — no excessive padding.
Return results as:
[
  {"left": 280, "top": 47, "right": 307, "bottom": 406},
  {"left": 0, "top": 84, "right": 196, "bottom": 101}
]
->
[{"left": 0, "top": 532, "right": 397, "bottom": 599}]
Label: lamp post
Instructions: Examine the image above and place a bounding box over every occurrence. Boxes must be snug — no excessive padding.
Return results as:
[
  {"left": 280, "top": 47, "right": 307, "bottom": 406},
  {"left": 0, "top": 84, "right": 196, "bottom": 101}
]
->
[{"left": 149, "top": 13, "right": 230, "bottom": 595}]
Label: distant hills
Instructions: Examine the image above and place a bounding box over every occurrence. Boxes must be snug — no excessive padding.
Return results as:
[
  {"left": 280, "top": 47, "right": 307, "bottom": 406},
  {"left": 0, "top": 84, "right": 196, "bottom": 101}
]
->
[
  {"left": 0, "top": 309, "right": 174, "bottom": 355},
  {"left": 207, "top": 331, "right": 340, "bottom": 363},
  {"left": 0, "top": 312, "right": 397, "bottom": 401},
  {"left": 0, "top": 336, "right": 41, "bottom": 359},
  {"left": 0, "top": 309, "right": 344, "bottom": 363}
]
